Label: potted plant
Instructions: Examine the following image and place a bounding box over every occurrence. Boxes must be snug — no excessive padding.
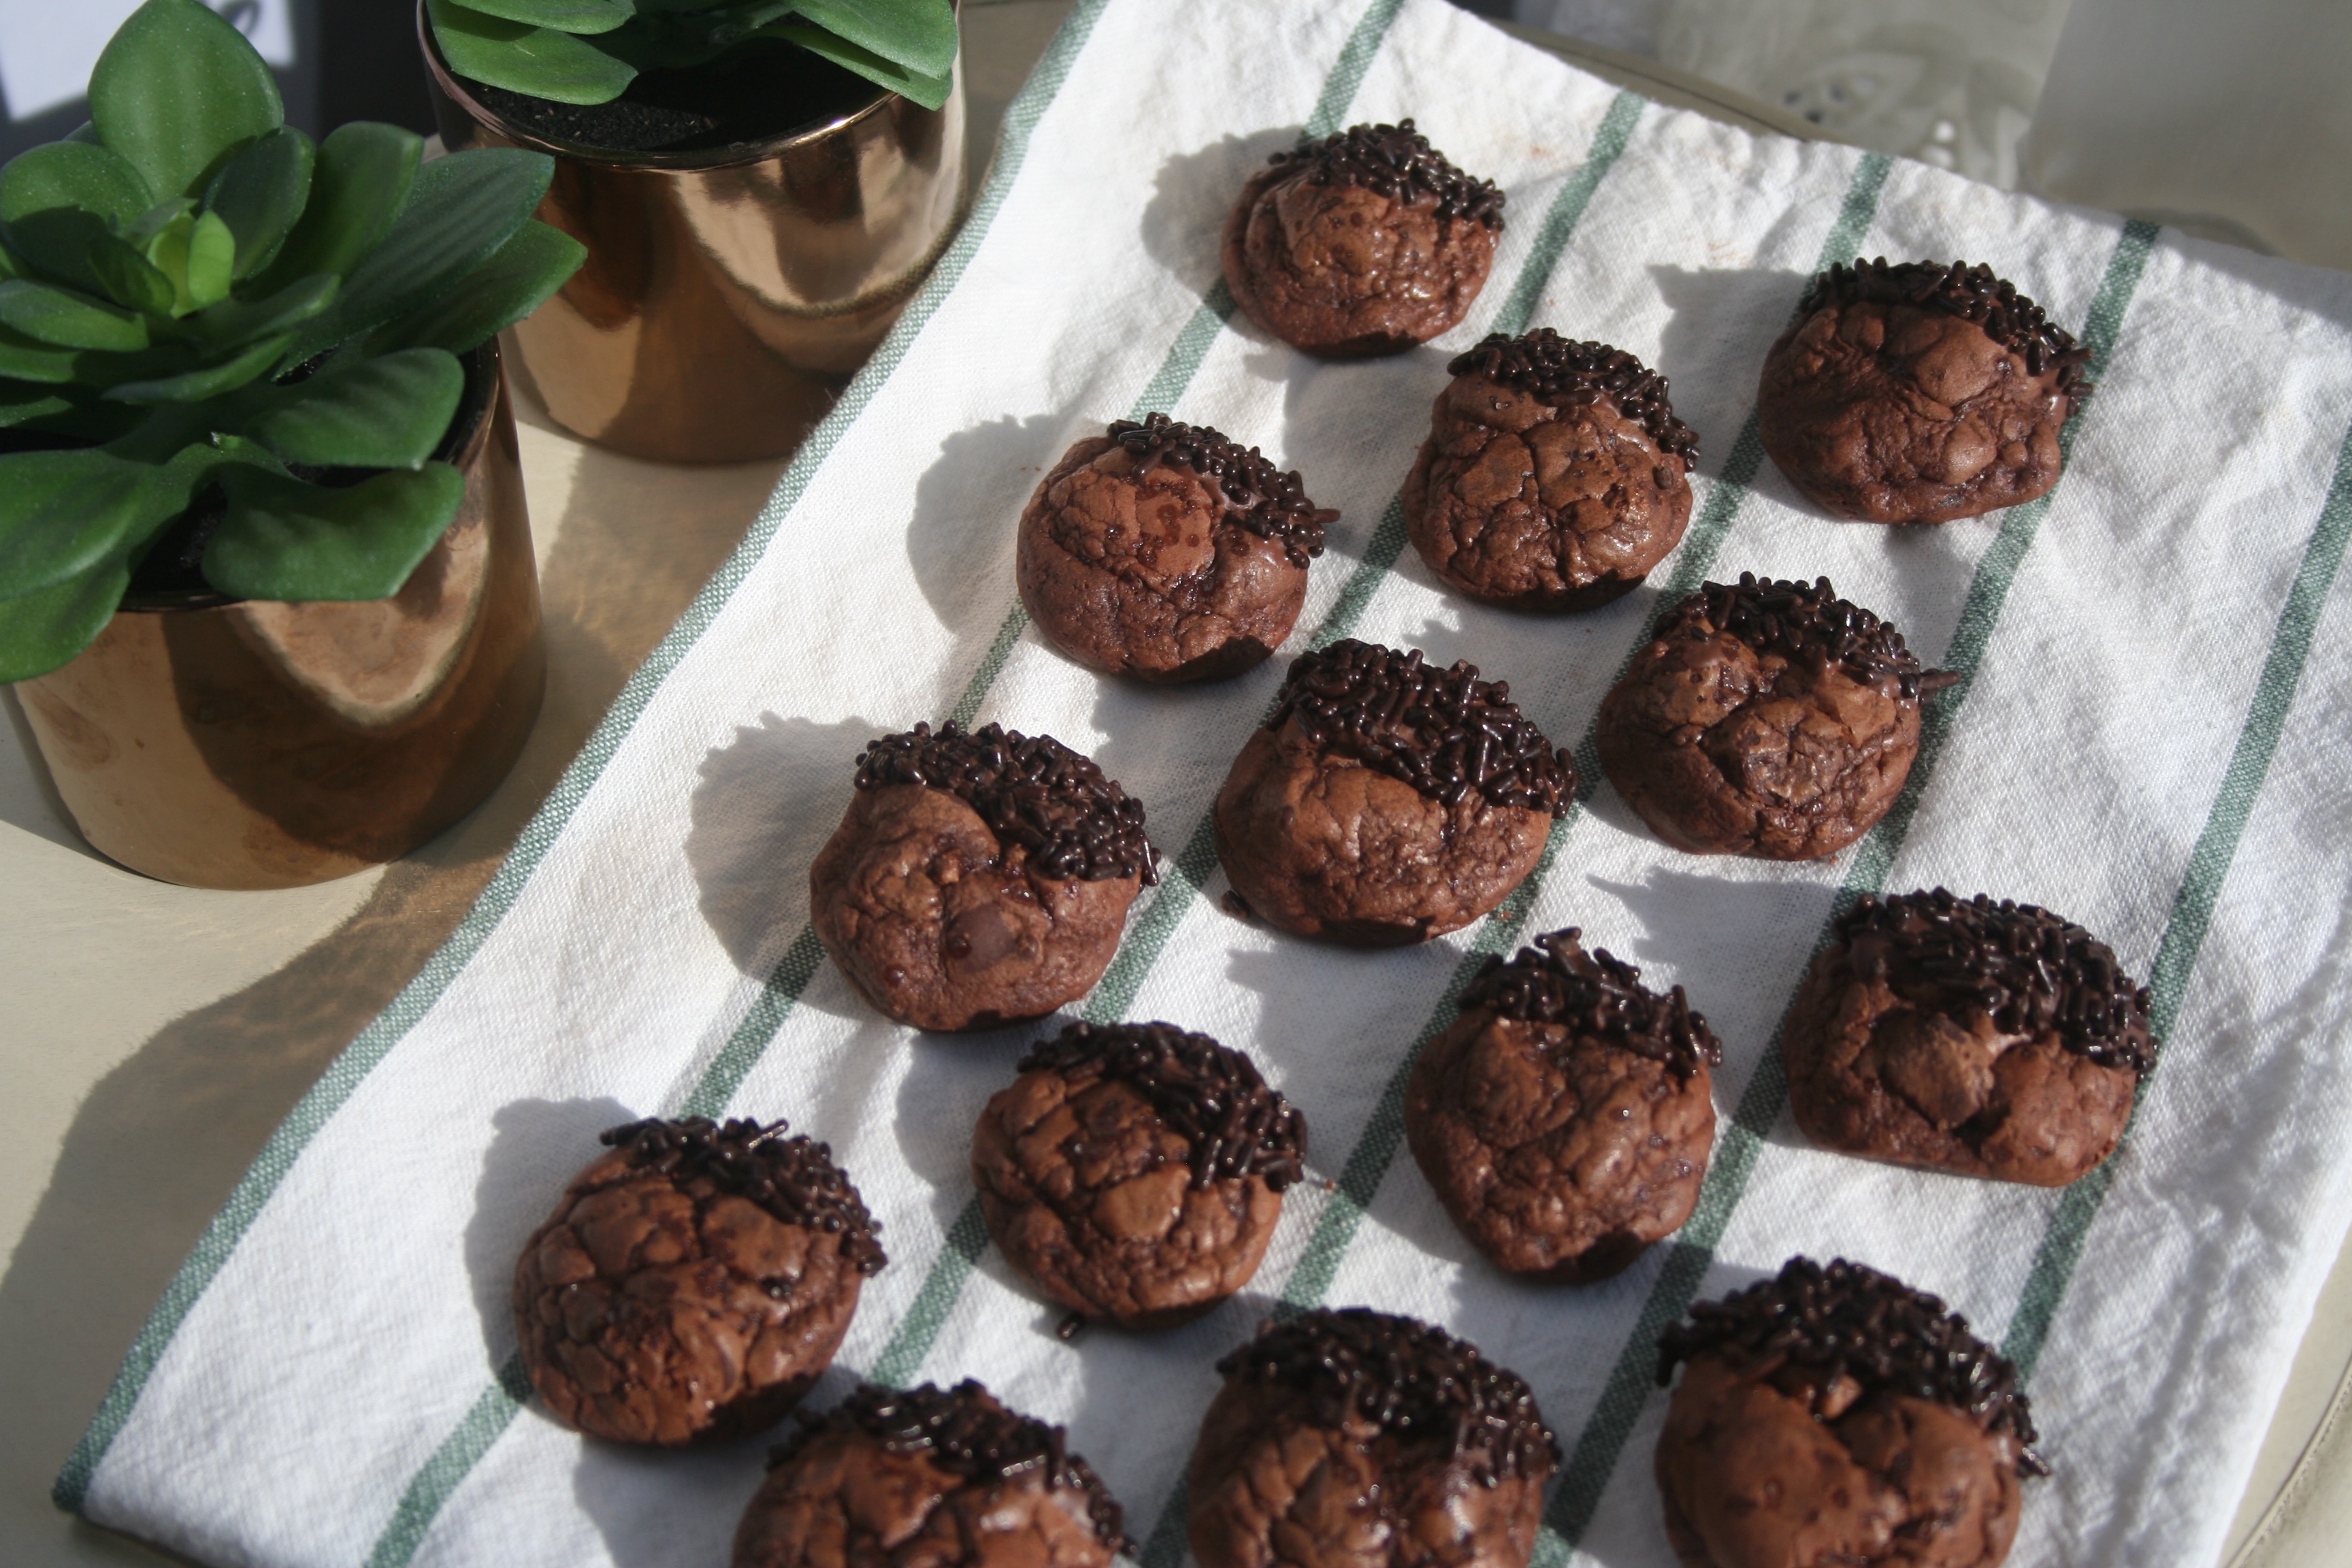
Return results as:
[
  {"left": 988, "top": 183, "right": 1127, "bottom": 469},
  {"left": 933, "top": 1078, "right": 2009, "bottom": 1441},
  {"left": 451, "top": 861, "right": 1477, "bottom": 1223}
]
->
[
  {"left": 2, "top": 0, "right": 586, "bottom": 889},
  {"left": 418, "top": 0, "right": 966, "bottom": 463}
]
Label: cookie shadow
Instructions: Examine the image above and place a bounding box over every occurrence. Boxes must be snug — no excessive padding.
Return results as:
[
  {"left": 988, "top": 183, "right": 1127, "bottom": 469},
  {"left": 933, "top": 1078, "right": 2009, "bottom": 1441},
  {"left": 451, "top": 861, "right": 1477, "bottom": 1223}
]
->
[
  {"left": 572, "top": 1419, "right": 768, "bottom": 1568},
  {"left": 462, "top": 1095, "right": 635, "bottom": 1372},
  {"left": 1141, "top": 131, "right": 1290, "bottom": 287},
  {"left": 685, "top": 711, "right": 886, "bottom": 986},
  {"left": 889, "top": 1012, "right": 1060, "bottom": 1244},
  {"left": 906, "top": 412, "right": 1073, "bottom": 653},
  {"left": 1646, "top": 264, "right": 1809, "bottom": 474}
]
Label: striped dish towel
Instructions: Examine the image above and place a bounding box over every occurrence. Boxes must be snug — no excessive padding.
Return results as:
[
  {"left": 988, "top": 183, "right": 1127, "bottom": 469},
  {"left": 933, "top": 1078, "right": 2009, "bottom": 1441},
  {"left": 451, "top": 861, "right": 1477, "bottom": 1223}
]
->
[{"left": 58, "top": 1, "right": 2352, "bottom": 1564}]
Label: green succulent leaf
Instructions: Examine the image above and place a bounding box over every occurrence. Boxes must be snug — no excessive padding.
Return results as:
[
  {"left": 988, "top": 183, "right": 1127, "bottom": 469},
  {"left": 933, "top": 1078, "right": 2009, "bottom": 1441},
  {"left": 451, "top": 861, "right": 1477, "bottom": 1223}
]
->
[
  {"left": 0, "top": 559, "right": 133, "bottom": 683},
  {"left": 0, "top": 280, "right": 150, "bottom": 352},
  {"left": 0, "top": 323, "right": 88, "bottom": 382},
  {"left": 282, "top": 148, "right": 554, "bottom": 366},
  {"left": 764, "top": 20, "right": 952, "bottom": 110},
  {"left": 87, "top": 233, "right": 178, "bottom": 314},
  {"left": 66, "top": 123, "right": 103, "bottom": 147},
  {"left": 785, "top": 0, "right": 956, "bottom": 80},
  {"left": 142, "top": 209, "right": 237, "bottom": 313},
  {"left": 458, "top": 0, "right": 638, "bottom": 35},
  {"left": 185, "top": 273, "right": 339, "bottom": 353},
  {"left": 90, "top": 0, "right": 284, "bottom": 202},
  {"left": 0, "top": 383, "right": 77, "bottom": 426},
  {"left": 359, "top": 220, "right": 584, "bottom": 356},
  {"left": 248, "top": 347, "right": 465, "bottom": 469},
  {"left": 0, "top": 141, "right": 154, "bottom": 228},
  {"left": 202, "top": 126, "right": 316, "bottom": 280},
  {"left": 427, "top": 0, "right": 640, "bottom": 104},
  {"left": 0, "top": 447, "right": 172, "bottom": 598},
  {"left": 103, "top": 333, "right": 290, "bottom": 404},
  {"left": 126, "top": 197, "right": 196, "bottom": 245},
  {"left": 206, "top": 463, "right": 466, "bottom": 601},
  {"left": 0, "top": 142, "right": 154, "bottom": 293},
  {"left": 253, "top": 122, "right": 422, "bottom": 291}
]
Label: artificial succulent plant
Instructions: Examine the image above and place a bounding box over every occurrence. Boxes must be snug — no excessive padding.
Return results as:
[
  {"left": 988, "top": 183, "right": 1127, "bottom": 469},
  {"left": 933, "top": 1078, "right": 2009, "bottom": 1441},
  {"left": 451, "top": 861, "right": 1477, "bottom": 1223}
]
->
[
  {"left": 0, "top": 0, "right": 585, "bottom": 683},
  {"left": 427, "top": 0, "right": 958, "bottom": 113}
]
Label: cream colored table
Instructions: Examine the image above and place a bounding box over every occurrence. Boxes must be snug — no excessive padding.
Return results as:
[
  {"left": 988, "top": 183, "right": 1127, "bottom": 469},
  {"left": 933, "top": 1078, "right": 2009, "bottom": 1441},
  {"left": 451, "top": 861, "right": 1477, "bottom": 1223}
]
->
[{"left": 2, "top": 6, "right": 2344, "bottom": 1565}]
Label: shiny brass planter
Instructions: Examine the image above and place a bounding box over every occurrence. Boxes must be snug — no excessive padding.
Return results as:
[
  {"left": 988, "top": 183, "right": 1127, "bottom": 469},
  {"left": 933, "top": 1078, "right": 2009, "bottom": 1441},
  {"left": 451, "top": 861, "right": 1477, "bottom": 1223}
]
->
[
  {"left": 13, "top": 344, "right": 546, "bottom": 889},
  {"left": 419, "top": 3, "right": 966, "bottom": 464}
]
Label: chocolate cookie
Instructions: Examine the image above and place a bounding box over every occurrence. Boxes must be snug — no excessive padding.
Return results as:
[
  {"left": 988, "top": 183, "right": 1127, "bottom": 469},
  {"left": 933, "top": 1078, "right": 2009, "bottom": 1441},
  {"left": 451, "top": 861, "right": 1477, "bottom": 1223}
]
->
[
  {"left": 811, "top": 722, "right": 1159, "bottom": 1031},
  {"left": 1215, "top": 639, "right": 1574, "bottom": 945},
  {"left": 1655, "top": 1257, "right": 2044, "bottom": 1568},
  {"left": 1783, "top": 888, "right": 2152, "bottom": 1186},
  {"left": 1222, "top": 120, "right": 1505, "bottom": 359},
  {"left": 734, "top": 1380, "right": 1127, "bottom": 1568},
  {"left": 1759, "top": 259, "right": 2090, "bottom": 524},
  {"left": 1596, "top": 574, "right": 1950, "bottom": 860},
  {"left": 513, "top": 1117, "right": 884, "bottom": 1446},
  {"left": 1406, "top": 928, "right": 1719, "bottom": 1281},
  {"left": 974, "top": 1020, "right": 1307, "bottom": 1328},
  {"left": 1190, "top": 1308, "right": 1558, "bottom": 1568},
  {"left": 1017, "top": 413, "right": 1335, "bottom": 681},
  {"left": 1405, "top": 331, "right": 1699, "bottom": 610}
]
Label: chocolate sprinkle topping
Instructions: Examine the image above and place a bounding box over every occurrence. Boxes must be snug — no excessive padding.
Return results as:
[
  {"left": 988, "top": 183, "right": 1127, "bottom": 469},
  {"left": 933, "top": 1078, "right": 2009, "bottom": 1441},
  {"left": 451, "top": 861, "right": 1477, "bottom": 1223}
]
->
[
  {"left": 1268, "top": 118, "right": 1505, "bottom": 228},
  {"left": 1271, "top": 639, "right": 1575, "bottom": 814},
  {"left": 1108, "top": 412, "right": 1333, "bottom": 567},
  {"left": 775, "top": 1381, "right": 1128, "bottom": 1546},
  {"left": 1804, "top": 257, "right": 2091, "bottom": 394},
  {"left": 600, "top": 1117, "right": 885, "bottom": 1275},
  {"left": 1840, "top": 887, "right": 2155, "bottom": 1075},
  {"left": 1018, "top": 1020, "right": 1308, "bottom": 1192},
  {"left": 1658, "top": 1256, "right": 2046, "bottom": 1477},
  {"left": 1461, "top": 928, "right": 1722, "bottom": 1079},
  {"left": 1673, "top": 574, "right": 1950, "bottom": 700},
  {"left": 1448, "top": 329, "right": 1699, "bottom": 470},
  {"left": 855, "top": 721, "right": 1158, "bottom": 885},
  {"left": 1218, "top": 1307, "right": 1558, "bottom": 1484}
]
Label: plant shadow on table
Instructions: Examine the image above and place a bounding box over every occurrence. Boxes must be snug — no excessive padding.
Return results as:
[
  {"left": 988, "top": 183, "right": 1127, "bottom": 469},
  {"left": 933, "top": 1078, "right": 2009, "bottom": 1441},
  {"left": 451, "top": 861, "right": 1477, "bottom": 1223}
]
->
[
  {"left": 0, "top": 378, "right": 789, "bottom": 1546},
  {"left": 685, "top": 711, "right": 885, "bottom": 996},
  {"left": 461, "top": 1096, "right": 635, "bottom": 1371}
]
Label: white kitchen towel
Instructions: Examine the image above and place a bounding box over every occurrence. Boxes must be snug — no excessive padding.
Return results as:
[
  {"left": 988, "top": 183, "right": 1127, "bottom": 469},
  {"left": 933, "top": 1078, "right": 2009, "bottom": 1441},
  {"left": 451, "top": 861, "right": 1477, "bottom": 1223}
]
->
[{"left": 56, "top": 1, "right": 2352, "bottom": 1565}]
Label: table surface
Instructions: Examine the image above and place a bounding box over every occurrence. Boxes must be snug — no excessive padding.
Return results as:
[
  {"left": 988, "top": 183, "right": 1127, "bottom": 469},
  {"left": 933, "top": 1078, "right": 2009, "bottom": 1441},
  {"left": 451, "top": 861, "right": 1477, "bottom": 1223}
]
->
[{"left": 3, "top": 5, "right": 2345, "bottom": 1565}]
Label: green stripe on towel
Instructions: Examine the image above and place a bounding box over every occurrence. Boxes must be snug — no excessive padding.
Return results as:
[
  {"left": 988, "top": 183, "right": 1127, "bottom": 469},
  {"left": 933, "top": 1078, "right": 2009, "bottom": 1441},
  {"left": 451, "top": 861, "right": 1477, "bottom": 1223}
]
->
[
  {"left": 338, "top": 1, "right": 1411, "bottom": 1559},
  {"left": 1534, "top": 218, "right": 2159, "bottom": 1563},
  {"left": 2002, "top": 415, "right": 2352, "bottom": 1382},
  {"left": 1126, "top": 140, "right": 1899, "bottom": 1568},
  {"left": 853, "top": 86, "right": 1654, "bottom": 1404}
]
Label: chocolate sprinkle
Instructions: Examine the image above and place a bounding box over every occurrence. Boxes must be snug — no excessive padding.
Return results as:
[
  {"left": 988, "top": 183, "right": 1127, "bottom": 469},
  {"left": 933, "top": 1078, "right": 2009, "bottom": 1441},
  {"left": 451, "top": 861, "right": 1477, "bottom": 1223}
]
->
[
  {"left": 774, "top": 1380, "right": 1128, "bottom": 1546},
  {"left": 1018, "top": 1020, "right": 1309, "bottom": 1192},
  {"left": 1271, "top": 639, "right": 1576, "bottom": 814},
  {"left": 1461, "top": 928, "right": 1722, "bottom": 1079},
  {"left": 1657, "top": 1256, "right": 2047, "bottom": 1478},
  {"left": 600, "top": 1117, "right": 885, "bottom": 1275},
  {"left": 1840, "top": 887, "right": 2155, "bottom": 1075},
  {"left": 1447, "top": 329, "right": 1699, "bottom": 470},
  {"left": 1673, "top": 574, "right": 1950, "bottom": 700},
  {"left": 1109, "top": 412, "right": 1333, "bottom": 568},
  {"left": 1217, "top": 1307, "right": 1558, "bottom": 1484},
  {"left": 1804, "top": 257, "right": 2091, "bottom": 395},
  {"left": 854, "top": 721, "right": 1159, "bottom": 885},
  {"left": 1268, "top": 118, "right": 1505, "bottom": 228}
]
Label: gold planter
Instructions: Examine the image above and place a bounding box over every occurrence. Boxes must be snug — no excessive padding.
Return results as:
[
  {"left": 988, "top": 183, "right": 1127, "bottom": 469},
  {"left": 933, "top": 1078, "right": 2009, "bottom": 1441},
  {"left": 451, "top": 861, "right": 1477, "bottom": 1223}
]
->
[
  {"left": 13, "top": 344, "right": 546, "bottom": 890},
  {"left": 419, "top": 3, "right": 966, "bottom": 464}
]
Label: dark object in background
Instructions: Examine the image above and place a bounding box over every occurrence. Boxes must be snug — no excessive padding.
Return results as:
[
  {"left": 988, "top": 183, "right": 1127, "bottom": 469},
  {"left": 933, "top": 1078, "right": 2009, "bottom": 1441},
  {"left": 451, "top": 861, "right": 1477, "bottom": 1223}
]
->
[{"left": 0, "top": 0, "right": 433, "bottom": 164}]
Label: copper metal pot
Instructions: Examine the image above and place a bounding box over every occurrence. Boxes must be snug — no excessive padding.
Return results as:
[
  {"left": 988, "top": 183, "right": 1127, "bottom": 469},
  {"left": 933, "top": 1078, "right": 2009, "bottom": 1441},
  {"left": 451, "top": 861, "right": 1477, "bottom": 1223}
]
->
[
  {"left": 418, "top": 3, "right": 966, "bottom": 464},
  {"left": 13, "top": 343, "right": 546, "bottom": 889}
]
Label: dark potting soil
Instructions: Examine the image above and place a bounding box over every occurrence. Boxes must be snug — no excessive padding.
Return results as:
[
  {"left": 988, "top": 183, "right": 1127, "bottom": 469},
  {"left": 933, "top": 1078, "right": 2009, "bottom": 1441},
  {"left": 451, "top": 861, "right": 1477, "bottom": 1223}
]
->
[{"left": 463, "top": 38, "right": 880, "bottom": 156}]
